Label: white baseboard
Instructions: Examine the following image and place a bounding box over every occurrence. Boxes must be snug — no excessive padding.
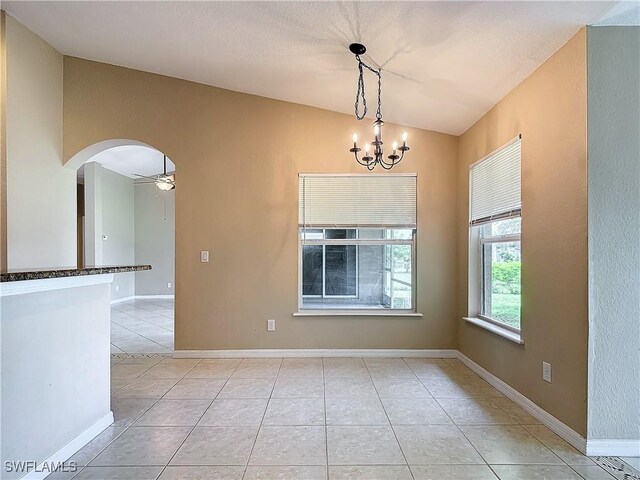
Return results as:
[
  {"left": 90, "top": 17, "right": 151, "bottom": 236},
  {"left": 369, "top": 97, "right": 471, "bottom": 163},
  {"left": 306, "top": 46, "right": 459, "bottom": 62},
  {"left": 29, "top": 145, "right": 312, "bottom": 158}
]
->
[
  {"left": 456, "top": 352, "right": 588, "bottom": 454},
  {"left": 174, "top": 349, "right": 458, "bottom": 359},
  {"left": 110, "top": 295, "right": 135, "bottom": 305},
  {"left": 21, "top": 411, "right": 113, "bottom": 480},
  {"left": 586, "top": 439, "right": 640, "bottom": 457},
  {"left": 136, "top": 295, "right": 175, "bottom": 300},
  {"left": 110, "top": 294, "right": 174, "bottom": 305}
]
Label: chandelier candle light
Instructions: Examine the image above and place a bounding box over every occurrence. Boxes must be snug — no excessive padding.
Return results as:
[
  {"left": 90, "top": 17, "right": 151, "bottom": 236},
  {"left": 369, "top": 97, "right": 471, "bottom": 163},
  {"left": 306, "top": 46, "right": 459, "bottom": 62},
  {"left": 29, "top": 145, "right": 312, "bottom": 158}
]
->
[{"left": 348, "top": 43, "right": 409, "bottom": 170}]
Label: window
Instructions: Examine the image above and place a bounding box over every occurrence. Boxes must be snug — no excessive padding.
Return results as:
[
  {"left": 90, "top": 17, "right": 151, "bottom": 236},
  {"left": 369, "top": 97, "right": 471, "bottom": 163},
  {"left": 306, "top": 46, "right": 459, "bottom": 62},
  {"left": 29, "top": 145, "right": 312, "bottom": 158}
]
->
[
  {"left": 469, "top": 137, "right": 522, "bottom": 332},
  {"left": 299, "top": 174, "right": 416, "bottom": 312}
]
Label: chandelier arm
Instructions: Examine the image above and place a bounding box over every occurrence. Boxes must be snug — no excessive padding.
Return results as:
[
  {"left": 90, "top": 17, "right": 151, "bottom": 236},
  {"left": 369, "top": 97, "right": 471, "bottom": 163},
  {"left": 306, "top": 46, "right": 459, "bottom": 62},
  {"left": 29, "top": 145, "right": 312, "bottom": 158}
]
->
[{"left": 354, "top": 151, "right": 370, "bottom": 167}]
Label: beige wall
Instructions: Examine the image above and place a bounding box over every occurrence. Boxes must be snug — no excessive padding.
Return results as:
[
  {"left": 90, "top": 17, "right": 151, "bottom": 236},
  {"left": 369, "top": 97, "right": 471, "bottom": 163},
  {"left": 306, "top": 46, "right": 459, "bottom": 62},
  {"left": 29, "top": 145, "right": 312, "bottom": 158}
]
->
[
  {"left": 64, "top": 57, "right": 459, "bottom": 350},
  {"left": 0, "top": 12, "right": 7, "bottom": 270},
  {"left": 4, "top": 14, "right": 76, "bottom": 269},
  {"left": 456, "top": 30, "right": 588, "bottom": 435}
]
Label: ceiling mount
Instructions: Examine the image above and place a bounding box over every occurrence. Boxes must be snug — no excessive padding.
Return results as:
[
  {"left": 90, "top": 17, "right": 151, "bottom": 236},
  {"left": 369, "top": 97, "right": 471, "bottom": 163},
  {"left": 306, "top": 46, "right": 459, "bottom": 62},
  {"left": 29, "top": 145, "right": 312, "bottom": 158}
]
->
[{"left": 349, "top": 43, "right": 366, "bottom": 56}]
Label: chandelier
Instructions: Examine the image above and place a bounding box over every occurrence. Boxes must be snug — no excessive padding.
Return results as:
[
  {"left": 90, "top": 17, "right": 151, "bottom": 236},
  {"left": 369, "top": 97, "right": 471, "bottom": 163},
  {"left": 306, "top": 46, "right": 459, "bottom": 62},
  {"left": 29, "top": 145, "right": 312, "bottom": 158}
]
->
[{"left": 348, "top": 43, "right": 409, "bottom": 170}]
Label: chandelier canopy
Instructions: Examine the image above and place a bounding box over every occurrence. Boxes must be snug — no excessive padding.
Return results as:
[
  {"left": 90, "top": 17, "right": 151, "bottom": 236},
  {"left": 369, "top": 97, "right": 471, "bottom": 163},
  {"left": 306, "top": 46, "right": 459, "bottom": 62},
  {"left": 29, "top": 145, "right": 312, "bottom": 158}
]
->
[{"left": 348, "top": 43, "right": 409, "bottom": 171}]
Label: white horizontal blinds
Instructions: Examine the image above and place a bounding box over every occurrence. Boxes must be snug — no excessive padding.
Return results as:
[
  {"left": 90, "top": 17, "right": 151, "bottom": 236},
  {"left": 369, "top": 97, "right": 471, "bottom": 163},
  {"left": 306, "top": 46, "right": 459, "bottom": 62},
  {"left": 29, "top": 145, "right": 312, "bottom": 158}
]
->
[
  {"left": 470, "top": 137, "right": 522, "bottom": 226},
  {"left": 299, "top": 174, "right": 417, "bottom": 228}
]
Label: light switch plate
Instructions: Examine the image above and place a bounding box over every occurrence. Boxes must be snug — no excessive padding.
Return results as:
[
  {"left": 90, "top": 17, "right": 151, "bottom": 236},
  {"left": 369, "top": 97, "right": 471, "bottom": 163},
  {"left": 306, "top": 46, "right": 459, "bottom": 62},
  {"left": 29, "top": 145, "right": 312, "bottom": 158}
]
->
[
  {"left": 542, "top": 361, "right": 552, "bottom": 383},
  {"left": 267, "top": 319, "right": 275, "bottom": 331},
  {"left": 201, "top": 251, "right": 209, "bottom": 263}
]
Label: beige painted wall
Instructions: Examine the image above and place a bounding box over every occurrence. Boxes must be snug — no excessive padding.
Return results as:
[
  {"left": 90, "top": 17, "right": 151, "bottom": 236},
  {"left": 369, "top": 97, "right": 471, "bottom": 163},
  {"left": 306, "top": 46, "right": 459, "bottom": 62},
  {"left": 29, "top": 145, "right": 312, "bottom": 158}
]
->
[
  {"left": 64, "top": 57, "right": 458, "bottom": 350},
  {"left": 5, "top": 14, "right": 76, "bottom": 269},
  {"left": 456, "top": 30, "right": 588, "bottom": 435}
]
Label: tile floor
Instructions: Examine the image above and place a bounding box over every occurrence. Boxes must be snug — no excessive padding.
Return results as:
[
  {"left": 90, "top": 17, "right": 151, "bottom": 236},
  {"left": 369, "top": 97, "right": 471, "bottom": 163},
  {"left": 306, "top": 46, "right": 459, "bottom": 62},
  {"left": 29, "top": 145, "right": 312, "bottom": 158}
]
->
[
  {"left": 53, "top": 356, "right": 638, "bottom": 480},
  {"left": 110, "top": 298, "right": 174, "bottom": 354}
]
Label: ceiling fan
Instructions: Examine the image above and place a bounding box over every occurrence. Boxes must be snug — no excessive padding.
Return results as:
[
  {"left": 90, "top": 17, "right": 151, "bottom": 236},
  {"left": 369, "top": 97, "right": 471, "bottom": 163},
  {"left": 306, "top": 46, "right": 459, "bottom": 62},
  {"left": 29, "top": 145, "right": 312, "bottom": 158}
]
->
[{"left": 134, "top": 154, "right": 175, "bottom": 191}]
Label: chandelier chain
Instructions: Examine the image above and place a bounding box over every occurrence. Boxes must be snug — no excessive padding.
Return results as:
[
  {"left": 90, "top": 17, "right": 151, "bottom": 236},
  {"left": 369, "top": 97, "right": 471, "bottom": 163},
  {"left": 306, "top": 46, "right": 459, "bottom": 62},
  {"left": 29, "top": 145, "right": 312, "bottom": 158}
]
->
[{"left": 354, "top": 54, "right": 382, "bottom": 121}]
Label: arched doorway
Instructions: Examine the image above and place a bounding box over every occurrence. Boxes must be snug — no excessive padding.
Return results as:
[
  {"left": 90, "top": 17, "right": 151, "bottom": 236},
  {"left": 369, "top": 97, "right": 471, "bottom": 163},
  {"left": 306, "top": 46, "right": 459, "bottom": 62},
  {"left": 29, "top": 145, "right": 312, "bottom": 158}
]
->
[{"left": 68, "top": 140, "right": 176, "bottom": 355}]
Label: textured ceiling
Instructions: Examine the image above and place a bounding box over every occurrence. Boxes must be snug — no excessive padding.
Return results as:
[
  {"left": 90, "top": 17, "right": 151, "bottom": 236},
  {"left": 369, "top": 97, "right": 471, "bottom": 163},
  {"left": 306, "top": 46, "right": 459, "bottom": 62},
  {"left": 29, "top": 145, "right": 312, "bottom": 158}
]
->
[
  {"left": 4, "top": 1, "right": 618, "bottom": 135},
  {"left": 77, "top": 146, "right": 176, "bottom": 182}
]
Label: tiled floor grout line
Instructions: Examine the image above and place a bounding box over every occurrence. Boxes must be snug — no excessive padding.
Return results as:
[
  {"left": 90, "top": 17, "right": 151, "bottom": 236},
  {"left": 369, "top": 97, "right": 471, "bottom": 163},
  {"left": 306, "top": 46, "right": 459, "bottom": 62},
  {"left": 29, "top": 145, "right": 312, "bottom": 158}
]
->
[
  {"left": 153, "top": 357, "right": 241, "bottom": 480},
  {"left": 110, "top": 299, "right": 175, "bottom": 354},
  {"left": 364, "top": 358, "right": 415, "bottom": 480},
  {"left": 240, "top": 357, "right": 284, "bottom": 480}
]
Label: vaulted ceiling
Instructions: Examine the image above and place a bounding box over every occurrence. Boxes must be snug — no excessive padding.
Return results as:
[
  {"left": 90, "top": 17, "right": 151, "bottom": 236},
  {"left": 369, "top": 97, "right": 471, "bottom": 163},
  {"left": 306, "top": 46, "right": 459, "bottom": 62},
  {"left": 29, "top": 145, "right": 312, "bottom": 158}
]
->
[{"left": 4, "top": 1, "right": 626, "bottom": 134}]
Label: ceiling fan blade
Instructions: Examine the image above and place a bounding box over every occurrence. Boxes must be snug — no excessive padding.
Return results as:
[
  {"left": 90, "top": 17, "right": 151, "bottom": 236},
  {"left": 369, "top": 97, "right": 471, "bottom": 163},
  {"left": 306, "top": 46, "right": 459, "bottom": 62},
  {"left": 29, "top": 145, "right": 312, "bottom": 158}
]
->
[{"left": 133, "top": 173, "right": 158, "bottom": 180}]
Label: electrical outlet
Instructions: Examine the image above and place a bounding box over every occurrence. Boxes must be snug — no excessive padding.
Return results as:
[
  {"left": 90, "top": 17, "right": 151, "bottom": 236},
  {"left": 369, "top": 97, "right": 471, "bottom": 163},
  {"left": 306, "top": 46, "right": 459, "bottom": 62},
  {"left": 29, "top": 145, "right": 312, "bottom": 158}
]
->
[
  {"left": 115, "top": 285, "right": 119, "bottom": 292},
  {"left": 168, "top": 282, "right": 172, "bottom": 289},
  {"left": 200, "top": 250, "right": 209, "bottom": 263},
  {"left": 267, "top": 319, "right": 275, "bottom": 331},
  {"left": 542, "top": 361, "right": 552, "bottom": 383}
]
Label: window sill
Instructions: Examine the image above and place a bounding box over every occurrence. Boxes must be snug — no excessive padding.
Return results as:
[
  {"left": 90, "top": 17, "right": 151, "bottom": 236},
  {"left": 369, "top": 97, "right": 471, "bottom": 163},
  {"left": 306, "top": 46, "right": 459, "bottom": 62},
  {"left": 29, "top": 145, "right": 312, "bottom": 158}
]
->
[
  {"left": 294, "top": 311, "right": 423, "bottom": 317},
  {"left": 463, "top": 317, "right": 524, "bottom": 344}
]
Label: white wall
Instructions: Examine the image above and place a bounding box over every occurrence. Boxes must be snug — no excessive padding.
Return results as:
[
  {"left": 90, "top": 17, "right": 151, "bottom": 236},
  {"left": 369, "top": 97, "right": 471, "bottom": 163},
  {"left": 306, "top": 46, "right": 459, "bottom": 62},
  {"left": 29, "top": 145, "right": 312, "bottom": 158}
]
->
[
  {"left": 587, "top": 26, "right": 640, "bottom": 444},
  {"left": 5, "top": 15, "right": 76, "bottom": 269},
  {"left": 134, "top": 183, "right": 175, "bottom": 296},
  {"left": 84, "top": 164, "right": 135, "bottom": 300}
]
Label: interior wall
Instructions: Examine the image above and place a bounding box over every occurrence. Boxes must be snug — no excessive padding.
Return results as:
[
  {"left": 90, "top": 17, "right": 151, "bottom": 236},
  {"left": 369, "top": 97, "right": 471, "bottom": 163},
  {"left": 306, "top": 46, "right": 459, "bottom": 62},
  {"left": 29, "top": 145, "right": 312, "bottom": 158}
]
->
[
  {"left": 63, "top": 56, "right": 459, "bottom": 351},
  {"left": 586, "top": 26, "right": 640, "bottom": 442},
  {"left": 5, "top": 14, "right": 76, "bottom": 269},
  {"left": 456, "top": 29, "right": 588, "bottom": 435},
  {"left": 0, "top": 12, "right": 7, "bottom": 271},
  {"left": 84, "top": 163, "right": 135, "bottom": 300},
  {"left": 134, "top": 183, "right": 175, "bottom": 296}
]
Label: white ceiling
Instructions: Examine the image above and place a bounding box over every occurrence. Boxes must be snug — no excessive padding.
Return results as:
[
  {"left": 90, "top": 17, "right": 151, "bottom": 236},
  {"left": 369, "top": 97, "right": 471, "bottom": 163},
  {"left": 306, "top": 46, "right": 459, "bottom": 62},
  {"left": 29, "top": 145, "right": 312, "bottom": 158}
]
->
[
  {"left": 77, "top": 146, "right": 176, "bottom": 183},
  {"left": 4, "top": 1, "right": 625, "bottom": 135}
]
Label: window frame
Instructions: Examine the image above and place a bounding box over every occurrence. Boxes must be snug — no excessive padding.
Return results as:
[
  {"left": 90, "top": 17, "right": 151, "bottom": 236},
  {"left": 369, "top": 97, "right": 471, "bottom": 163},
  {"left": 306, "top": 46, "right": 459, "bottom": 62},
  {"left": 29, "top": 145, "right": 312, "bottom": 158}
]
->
[
  {"left": 301, "top": 229, "right": 359, "bottom": 299},
  {"left": 476, "top": 222, "right": 522, "bottom": 334},
  {"left": 298, "top": 228, "right": 417, "bottom": 313}
]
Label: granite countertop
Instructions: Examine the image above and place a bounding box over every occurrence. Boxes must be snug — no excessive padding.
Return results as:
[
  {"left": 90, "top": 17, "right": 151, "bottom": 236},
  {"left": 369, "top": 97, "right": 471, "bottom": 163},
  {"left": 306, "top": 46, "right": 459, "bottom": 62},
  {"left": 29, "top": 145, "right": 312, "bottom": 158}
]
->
[{"left": 0, "top": 265, "right": 152, "bottom": 282}]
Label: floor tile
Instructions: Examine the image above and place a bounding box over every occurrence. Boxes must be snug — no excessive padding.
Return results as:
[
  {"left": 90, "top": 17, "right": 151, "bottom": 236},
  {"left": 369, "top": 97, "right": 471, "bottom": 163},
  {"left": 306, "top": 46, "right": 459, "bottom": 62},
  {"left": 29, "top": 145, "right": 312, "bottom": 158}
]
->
[
  {"left": 264, "top": 398, "right": 325, "bottom": 425},
  {"left": 326, "top": 397, "right": 389, "bottom": 425},
  {"left": 570, "top": 465, "right": 618, "bottom": 479},
  {"left": 394, "top": 425, "right": 485, "bottom": 465},
  {"left": 272, "top": 377, "right": 324, "bottom": 398},
  {"left": 218, "top": 378, "right": 275, "bottom": 398},
  {"left": 68, "top": 427, "right": 126, "bottom": 466},
  {"left": 112, "top": 378, "right": 178, "bottom": 398},
  {"left": 244, "top": 466, "right": 327, "bottom": 479},
  {"left": 90, "top": 427, "right": 191, "bottom": 466},
  {"left": 380, "top": 397, "right": 452, "bottom": 425},
  {"left": 198, "top": 398, "right": 268, "bottom": 426},
  {"left": 436, "top": 397, "right": 516, "bottom": 425},
  {"left": 325, "top": 377, "right": 377, "bottom": 397},
  {"left": 110, "top": 299, "right": 174, "bottom": 354},
  {"left": 249, "top": 426, "right": 326, "bottom": 465},
  {"left": 110, "top": 397, "right": 157, "bottom": 427},
  {"left": 489, "top": 397, "right": 541, "bottom": 425},
  {"left": 372, "top": 377, "right": 431, "bottom": 397},
  {"left": 157, "top": 466, "right": 245, "bottom": 479},
  {"left": 232, "top": 358, "right": 282, "bottom": 379},
  {"left": 279, "top": 358, "right": 324, "bottom": 378},
  {"left": 523, "top": 425, "right": 594, "bottom": 465},
  {"left": 327, "top": 426, "right": 405, "bottom": 465},
  {"left": 323, "top": 358, "right": 369, "bottom": 378},
  {"left": 620, "top": 457, "right": 640, "bottom": 471},
  {"left": 72, "top": 466, "right": 163, "bottom": 479},
  {"left": 329, "top": 465, "right": 412, "bottom": 479},
  {"left": 490, "top": 465, "right": 583, "bottom": 479},
  {"left": 171, "top": 426, "right": 258, "bottom": 465},
  {"left": 460, "top": 425, "right": 563, "bottom": 465},
  {"left": 133, "top": 399, "right": 211, "bottom": 426},
  {"left": 164, "top": 378, "right": 226, "bottom": 399},
  {"left": 410, "top": 465, "right": 498, "bottom": 479},
  {"left": 186, "top": 359, "right": 241, "bottom": 379}
]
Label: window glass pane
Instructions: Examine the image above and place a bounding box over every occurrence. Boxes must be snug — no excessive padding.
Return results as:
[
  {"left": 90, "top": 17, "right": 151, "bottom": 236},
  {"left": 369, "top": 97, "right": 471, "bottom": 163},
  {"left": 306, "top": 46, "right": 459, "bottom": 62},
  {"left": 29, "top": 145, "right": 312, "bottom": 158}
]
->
[
  {"left": 302, "top": 229, "right": 324, "bottom": 240},
  {"left": 485, "top": 217, "right": 521, "bottom": 237},
  {"left": 359, "top": 228, "right": 385, "bottom": 239},
  {"left": 302, "top": 242, "right": 413, "bottom": 310},
  {"left": 326, "top": 229, "right": 356, "bottom": 239},
  {"left": 482, "top": 240, "right": 521, "bottom": 329},
  {"left": 302, "top": 245, "right": 323, "bottom": 296},
  {"left": 392, "top": 229, "right": 413, "bottom": 239},
  {"left": 325, "top": 245, "right": 357, "bottom": 296}
]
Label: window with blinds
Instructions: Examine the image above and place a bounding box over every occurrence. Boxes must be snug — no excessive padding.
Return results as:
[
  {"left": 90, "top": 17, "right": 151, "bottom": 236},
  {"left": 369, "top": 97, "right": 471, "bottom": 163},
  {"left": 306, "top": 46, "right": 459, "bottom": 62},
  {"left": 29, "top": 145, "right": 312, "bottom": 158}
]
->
[
  {"left": 299, "top": 174, "right": 417, "bottom": 228},
  {"left": 470, "top": 137, "right": 521, "bottom": 226},
  {"left": 297, "top": 174, "right": 417, "bottom": 313},
  {"left": 468, "top": 136, "right": 522, "bottom": 332}
]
